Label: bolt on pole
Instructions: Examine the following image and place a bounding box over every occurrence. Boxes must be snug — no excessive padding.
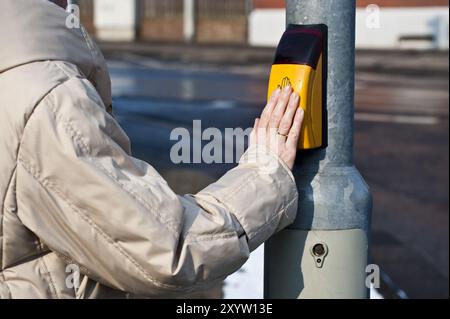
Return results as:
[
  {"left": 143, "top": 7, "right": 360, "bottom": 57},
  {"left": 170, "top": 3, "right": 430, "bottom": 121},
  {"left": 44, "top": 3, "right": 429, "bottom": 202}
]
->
[{"left": 264, "top": 0, "right": 373, "bottom": 299}]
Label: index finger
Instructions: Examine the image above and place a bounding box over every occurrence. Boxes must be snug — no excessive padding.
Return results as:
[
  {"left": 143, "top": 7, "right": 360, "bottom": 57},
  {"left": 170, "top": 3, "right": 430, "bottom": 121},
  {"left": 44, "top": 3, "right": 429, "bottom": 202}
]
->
[{"left": 259, "top": 88, "right": 281, "bottom": 129}]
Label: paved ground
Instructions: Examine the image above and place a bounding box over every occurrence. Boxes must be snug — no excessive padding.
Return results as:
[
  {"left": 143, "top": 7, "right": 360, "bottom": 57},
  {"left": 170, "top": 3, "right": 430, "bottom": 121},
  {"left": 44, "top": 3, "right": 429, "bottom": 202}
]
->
[
  {"left": 354, "top": 71, "right": 449, "bottom": 298},
  {"left": 106, "top": 50, "right": 449, "bottom": 299},
  {"left": 100, "top": 42, "right": 449, "bottom": 76}
]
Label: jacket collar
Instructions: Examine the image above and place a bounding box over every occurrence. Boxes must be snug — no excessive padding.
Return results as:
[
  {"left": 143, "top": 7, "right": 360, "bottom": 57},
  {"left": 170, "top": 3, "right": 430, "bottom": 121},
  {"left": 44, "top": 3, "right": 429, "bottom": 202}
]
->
[{"left": 0, "top": 0, "right": 112, "bottom": 109}]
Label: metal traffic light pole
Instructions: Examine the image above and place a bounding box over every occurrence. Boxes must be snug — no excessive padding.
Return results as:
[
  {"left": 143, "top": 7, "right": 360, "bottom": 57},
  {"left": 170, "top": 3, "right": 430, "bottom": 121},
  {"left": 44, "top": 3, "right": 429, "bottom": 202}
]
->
[{"left": 264, "top": 0, "right": 373, "bottom": 298}]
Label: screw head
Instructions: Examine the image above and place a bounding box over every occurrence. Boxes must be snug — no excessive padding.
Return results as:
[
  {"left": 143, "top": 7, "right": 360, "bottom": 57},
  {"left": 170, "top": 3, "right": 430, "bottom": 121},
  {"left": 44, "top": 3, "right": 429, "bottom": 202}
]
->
[{"left": 313, "top": 243, "right": 326, "bottom": 257}]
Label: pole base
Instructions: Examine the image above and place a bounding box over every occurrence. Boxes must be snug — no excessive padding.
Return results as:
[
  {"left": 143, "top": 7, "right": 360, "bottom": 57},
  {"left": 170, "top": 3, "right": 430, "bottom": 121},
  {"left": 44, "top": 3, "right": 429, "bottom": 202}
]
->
[{"left": 264, "top": 229, "right": 369, "bottom": 299}]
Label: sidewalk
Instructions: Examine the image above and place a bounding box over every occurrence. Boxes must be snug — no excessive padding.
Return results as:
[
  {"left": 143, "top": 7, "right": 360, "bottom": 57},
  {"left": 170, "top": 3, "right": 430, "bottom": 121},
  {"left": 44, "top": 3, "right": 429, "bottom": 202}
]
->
[{"left": 99, "top": 41, "right": 449, "bottom": 76}]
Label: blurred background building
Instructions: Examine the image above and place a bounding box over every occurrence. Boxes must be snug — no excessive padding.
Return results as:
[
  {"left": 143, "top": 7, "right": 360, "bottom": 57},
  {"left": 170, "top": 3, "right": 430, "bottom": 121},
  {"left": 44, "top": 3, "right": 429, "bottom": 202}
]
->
[{"left": 76, "top": 0, "right": 449, "bottom": 50}]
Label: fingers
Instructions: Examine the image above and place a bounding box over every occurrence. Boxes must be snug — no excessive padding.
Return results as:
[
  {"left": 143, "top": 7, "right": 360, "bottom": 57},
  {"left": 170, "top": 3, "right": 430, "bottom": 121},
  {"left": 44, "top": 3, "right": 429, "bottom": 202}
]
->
[
  {"left": 259, "top": 88, "right": 281, "bottom": 128},
  {"left": 277, "top": 92, "right": 300, "bottom": 136},
  {"left": 250, "top": 118, "right": 259, "bottom": 145},
  {"left": 254, "top": 118, "right": 260, "bottom": 131},
  {"left": 268, "top": 85, "right": 292, "bottom": 129},
  {"left": 286, "top": 107, "right": 305, "bottom": 148}
]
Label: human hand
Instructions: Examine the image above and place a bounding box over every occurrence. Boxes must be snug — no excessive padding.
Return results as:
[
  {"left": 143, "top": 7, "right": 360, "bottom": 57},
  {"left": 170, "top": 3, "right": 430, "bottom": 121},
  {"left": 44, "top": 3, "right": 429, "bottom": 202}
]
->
[{"left": 250, "top": 86, "right": 304, "bottom": 170}]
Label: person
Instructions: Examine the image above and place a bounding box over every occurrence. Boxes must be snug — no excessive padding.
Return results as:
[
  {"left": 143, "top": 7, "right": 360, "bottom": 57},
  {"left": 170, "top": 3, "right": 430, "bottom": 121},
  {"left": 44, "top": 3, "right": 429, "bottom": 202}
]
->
[{"left": 0, "top": 0, "right": 304, "bottom": 298}]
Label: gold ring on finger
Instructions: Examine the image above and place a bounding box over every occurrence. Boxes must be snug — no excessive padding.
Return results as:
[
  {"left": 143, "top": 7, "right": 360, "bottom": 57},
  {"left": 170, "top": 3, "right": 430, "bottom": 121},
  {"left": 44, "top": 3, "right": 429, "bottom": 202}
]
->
[{"left": 277, "top": 130, "right": 289, "bottom": 138}]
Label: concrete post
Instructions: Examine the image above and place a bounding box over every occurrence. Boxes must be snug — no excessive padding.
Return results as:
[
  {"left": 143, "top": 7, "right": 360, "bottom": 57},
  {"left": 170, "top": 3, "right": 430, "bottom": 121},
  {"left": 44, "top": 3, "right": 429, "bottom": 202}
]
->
[
  {"left": 184, "top": 0, "right": 195, "bottom": 42},
  {"left": 264, "top": 0, "right": 372, "bottom": 299}
]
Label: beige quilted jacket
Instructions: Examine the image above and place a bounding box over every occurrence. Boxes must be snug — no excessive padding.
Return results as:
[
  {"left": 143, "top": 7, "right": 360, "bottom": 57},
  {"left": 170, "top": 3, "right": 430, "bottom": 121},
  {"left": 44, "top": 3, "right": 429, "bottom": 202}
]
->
[{"left": 0, "top": 0, "right": 298, "bottom": 298}]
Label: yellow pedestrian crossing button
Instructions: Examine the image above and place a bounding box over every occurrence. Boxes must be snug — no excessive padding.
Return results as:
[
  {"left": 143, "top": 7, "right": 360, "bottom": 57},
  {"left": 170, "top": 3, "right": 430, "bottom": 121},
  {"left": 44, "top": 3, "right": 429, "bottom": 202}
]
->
[{"left": 268, "top": 24, "right": 328, "bottom": 150}]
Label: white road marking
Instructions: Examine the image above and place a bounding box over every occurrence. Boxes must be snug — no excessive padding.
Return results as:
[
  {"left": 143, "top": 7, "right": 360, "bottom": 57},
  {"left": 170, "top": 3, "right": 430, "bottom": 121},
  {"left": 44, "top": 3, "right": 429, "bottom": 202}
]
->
[
  {"left": 211, "top": 100, "right": 236, "bottom": 109},
  {"left": 355, "top": 112, "right": 440, "bottom": 125}
]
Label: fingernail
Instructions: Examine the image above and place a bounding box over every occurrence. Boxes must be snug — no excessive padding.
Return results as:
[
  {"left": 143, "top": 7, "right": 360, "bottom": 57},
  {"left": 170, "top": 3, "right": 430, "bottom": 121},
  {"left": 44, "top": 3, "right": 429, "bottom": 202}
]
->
[
  {"left": 283, "top": 85, "right": 291, "bottom": 92},
  {"left": 271, "top": 88, "right": 281, "bottom": 101},
  {"left": 293, "top": 92, "right": 299, "bottom": 101}
]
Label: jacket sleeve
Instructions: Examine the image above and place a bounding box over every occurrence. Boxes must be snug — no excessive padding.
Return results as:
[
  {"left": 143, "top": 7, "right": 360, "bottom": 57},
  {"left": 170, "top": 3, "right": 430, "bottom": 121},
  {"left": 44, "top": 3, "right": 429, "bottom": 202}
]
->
[{"left": 16, "top": 77, "right": 298, "bottom": 297}]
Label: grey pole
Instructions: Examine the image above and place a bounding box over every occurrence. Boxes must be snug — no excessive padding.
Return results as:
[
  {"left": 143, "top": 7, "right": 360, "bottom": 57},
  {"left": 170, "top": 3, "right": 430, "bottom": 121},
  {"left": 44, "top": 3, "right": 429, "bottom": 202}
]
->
[{"left": 264, "top": 0, "right": 373, "bottom": 299}]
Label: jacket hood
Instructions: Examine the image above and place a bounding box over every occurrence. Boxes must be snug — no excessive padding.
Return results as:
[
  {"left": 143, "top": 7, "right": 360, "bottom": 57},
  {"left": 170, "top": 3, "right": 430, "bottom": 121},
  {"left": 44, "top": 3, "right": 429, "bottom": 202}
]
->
[{"left": 0, "top": 0, "right": 111, "bottom": 108}]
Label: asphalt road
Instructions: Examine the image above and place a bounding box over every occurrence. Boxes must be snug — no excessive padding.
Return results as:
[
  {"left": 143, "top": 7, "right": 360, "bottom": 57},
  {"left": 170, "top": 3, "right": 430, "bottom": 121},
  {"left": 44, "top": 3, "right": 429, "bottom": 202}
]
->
[{"left": 107, "top": 54, "right": 449, "bottom": 299}]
